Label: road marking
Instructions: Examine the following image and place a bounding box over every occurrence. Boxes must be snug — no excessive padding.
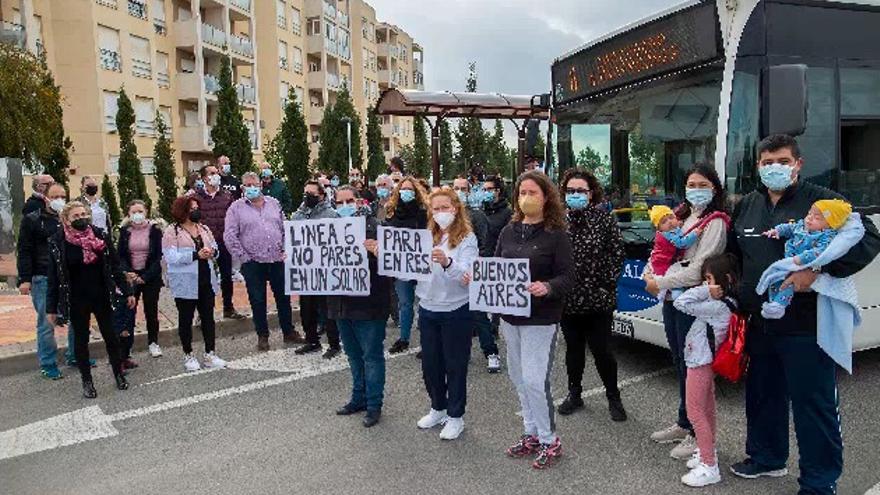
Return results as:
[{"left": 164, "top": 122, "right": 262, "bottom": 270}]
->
[
  {"left": 0, "top": 347, "right": 420, "bottom": 462},
  {"left": 866, "top": 482, "right": 880, "bottom": 495}
]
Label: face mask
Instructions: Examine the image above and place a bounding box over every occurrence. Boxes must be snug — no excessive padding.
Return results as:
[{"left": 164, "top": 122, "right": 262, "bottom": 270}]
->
[
  {"left": 195, "top": 179, "right": 205, "bottom": 190},
  {"left": 130, "top": 212, "right": 146, "bottom": 225},
  {"left": 565, "top": 193, "right": 589, "bottom": 210},
  {"left": 188, "top": 210, "right": 202, "bottom": 223},
  {"left": 84, "top": 185, "right": 99, "bottom": 196},
  {"left": 350, "top": 175, "right": 361, "bottom": 183},
  {"left": 456, "top": 191, "right": 468, "bottom": 204},
  {"left": 376, "top": 187, "right": 390, "bottom": 199},
  {"left": 330, "top": 178, "right": 340, "bottom": 187},
  {"left": 304, "top": 194, "right": 321, "bottom": 208},
  {"left": 685, "top": 188, "right": 714, "bottom": 208},
  {"left": 483, "top": 191, "right": 496, "bottom": 203},
  {"left": 71, "top": 218, "right": 90, "bottom": 231},
  {"left": 433, "top": 212, "right": 455, "bottom": 230},
  {"left": 519, "top": 196, "right": 543, "bottom": 217},
  {"left": 221, "top": 164, "right": 231, "bottom": 175},
  {"left": 336, "top": 204, "right": 357, "bottom": 217},
  {"left": 759, "top": 162, "right": 795, "bottom": 191},
  {"left": 244, "top": 186, "right": 262, "bottom": 200},
  {"left": 261, "top": 169, "right": 273, "bottom": 179},
  {"left": 208, "top": 174, "right": 222, "bottom": 187},
  {"left": 468, "top": 191, "right": 484, "bottom": 209},
  {"left": 49, "top": 198, "right": 66, "bottom": 214},
  {"left": 399, "top": 189, "right": 415, "bottom": 203}
]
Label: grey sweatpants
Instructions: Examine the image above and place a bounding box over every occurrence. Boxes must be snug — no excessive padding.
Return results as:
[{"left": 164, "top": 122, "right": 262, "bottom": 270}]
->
[{"left": 501, "top": 321, "right": 559, "bottom": 445}]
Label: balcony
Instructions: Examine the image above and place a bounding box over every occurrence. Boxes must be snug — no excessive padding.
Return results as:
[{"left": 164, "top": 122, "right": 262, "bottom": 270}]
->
[
  {"left": 176, "top": 72, "right": 200, "bottom": 100},
  {"left": 100, "top": 48, "right": 122, "bottom": 72},
  {"left": 201, "top": 23, "right": 226, "bottom": 49},
  {"left": 237, "top": 84, "right": 257, "bottom": 105},
  {"left": 323, "top": 1, "right": 336, "bottom": 20},
  {"left": 338, "top": 12, "right": 349, "bottom": 28},
  {"left": 136, "top": 118, "right": 156, "bottom": 136},
  {"left": 338, "top": 44, "right": 351, "bottom": 61},
  {"left": 154, "top": 18, "right": 167, "bottom": 36},
  {"left": 157, "top": 70, "right": 170, "bottom": 88},
  {"left": 308, "top": 105, "right": 323, "bottom": 126},
  {"left": 378, "top": 69, "right": 398, "bottom": 87},
  {"left": 128, "top": 0, "right": 147, "bottom": 20},
  {"left": 204, "top": 74, "right": 220, "bottom": 94},
  {"left": 378, "top": 43, "right": 399, "bottom": 59},
  {"left": 413, "top": 58, "right": 423, "bottom": 73},
  {"left": 382, "top": 122, "right": 402, "bottom": 138},
  {"left": 230, "top": 0, "right": 251, "bottom": 13},
  {"left": 132, "top": 58, "right": 152, "bottom": 78},
  {"left": 174, "top": 18, "right": 197, "bottom": 47},
  {"left": 230, "top": 34, "right": 253, "bottom": 58},
  {"left": 0, "top": 21, "right": 24, "bottom": 49},
  {"left": 179, "top": 126, "right": 212, "bottom": 152},
  {"left": 326, "top": 73, "right": 341, "bottom": 90}
]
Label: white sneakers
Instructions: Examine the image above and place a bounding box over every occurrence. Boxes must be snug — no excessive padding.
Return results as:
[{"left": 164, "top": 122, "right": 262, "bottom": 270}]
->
[
  {"left": 439, "top": 417, "right": 464, "bottom": 440},
  {"left": 650, "top": 423, "right": 690, "bottom": 443},
  {"left": 487, "top": 354, "right": 501, "bottom": 373},
  {"left": 417, "top": 409, "right": 448, "bottom": 429},
  {"left": 682, "top": 462, "right": 721, "bottom": 487},
  {"left": 184, "top": 354, "right": 201, "bottom": 372},
  {"left": 670, "top": 434, "right": 698, "bottom": 460},
  {"left": 687, "top": 449, "right": 717, "bottom": 469},
  {"left": 148, "top": 343, "right": 163, "bottom": 358},
  {"left": 203, "top": 352, "right": 227, "bottom": 369}
]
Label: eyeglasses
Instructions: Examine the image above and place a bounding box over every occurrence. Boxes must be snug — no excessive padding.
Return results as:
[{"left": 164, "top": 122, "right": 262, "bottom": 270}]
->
[{"left": 565, "top": 188, "right": 590, "bottom": 195}]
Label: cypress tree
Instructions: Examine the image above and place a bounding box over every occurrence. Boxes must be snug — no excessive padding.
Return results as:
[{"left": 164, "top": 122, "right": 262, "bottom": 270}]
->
[
  {"left": 454, "top": 62, "right": 486, "bottom": 174},
  {"left": 101, "top": 174, "right": 122, "bottom": 228},
  {"left": 412, "top": 115, "right": 431, "bottom": 180},
  {"left": 211, "top": 54, "right": 253, "bottom": 177},
  {"left": 153, "top": 111, "right": 176, "bottom": 221},
  {"left": 318, "top": 85, "right": 362, "bottom": 182},
  {"left": 115, "top": 88, "right": 150, "bottom": 211},
  {"left": 366, "top": 107, "right": 385, "bottom": 180},
  {"left": 276, "top": 88, "right": 311, "bottom": 205},
  {"left": 439, "top": 118, "right": 455, "bottom": 179}
]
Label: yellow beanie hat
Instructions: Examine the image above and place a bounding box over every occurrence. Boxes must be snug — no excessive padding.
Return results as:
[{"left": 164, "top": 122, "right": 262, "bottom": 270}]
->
[
  {"left": 814, "top": 199, "right": 852, "bottom": 229},
  {"left": 649, "top": 205, "right": 675, "bottom": 228}
]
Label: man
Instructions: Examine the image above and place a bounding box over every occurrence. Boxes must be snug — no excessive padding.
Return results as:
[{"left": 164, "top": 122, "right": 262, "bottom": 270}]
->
[
  {"left": 224, "top": 172, "right": 305, "bottom": 351},
  {"left": 387, "top": 156, "right": 405, "bottom": 175},
  {"left": 291, "top": 181, "right": 342, "bottom": 359},
  {"left": 259, "top": 162, "right": 293, "bottom": 215},
  {"left": 17, "top": 184, "right": 77, "bottom": 379},
  {"left": 349, "top": 168, "right": 374, "bottom": 203},
  {"left": 451, "top": 176, "right": 500, "bottom": 373},
  {"left": 197, "top": 164, "right": 244, "bottom": 320},
  {"left": 728, "top": 134, "right": 880, "bottom": 494},
  {"left": 23, "top": 175, "right": 54, "bottom": 215},
  {"left": 372, "top": 174, "right": 392, "bottom": 222},
  {"left": 77, "top": 176, "right": 110, "bottom": 233},
  {"left": 217, "top": 155, "right": 242, "bottom": 199},
  {"left": 524, "top": 156, "right": 542, "bottom": 173}
]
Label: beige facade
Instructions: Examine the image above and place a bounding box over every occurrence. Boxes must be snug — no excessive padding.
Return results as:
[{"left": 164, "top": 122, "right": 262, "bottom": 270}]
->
[{"left": 1, "top": 0, "right": 423, "bottom": 197}]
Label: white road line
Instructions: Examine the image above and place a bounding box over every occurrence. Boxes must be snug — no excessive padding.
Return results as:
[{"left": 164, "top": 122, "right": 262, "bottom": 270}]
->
[{"left": 866, "top": 482, "right": 880, "bottom": 495}]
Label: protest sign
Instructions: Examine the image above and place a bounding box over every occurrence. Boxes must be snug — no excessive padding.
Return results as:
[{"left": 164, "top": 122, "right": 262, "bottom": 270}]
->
[
  {"left": 284, "top": 217, "right": 370, "bottom": 296},
  {"left": 469, "top": 257, "right": 531, "bottom": 317},
  {"left": 377, "top": 225, "right": 433, "bottom": 282}
]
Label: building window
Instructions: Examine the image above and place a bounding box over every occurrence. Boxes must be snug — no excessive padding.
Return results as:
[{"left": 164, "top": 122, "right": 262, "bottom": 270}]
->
[
  {"left": 103, "top": 91, "right": 119, "bottom": 132},
  {"left": 307, "top": 17, "right": 320, "bottom": 36},
  {"left": 291, "top": 8, "right": 302, "bottom": 35},
  {"left": 276, "top": 0, "right": 286, "bottom": 29},
  {"left": 292, "top": 47, "right": 303, "bottom": 73},
  {"left": 156, "top": 51, "right": 170, "bottom": 87},
  {"left": 135, "top": 97, "right": 155, "bottom": 136},
  {"left": 295, "top": 86, "right": 304, "bottom": 109},
  {"left": 280, "top": 81, "right": 290, "bottom": 107},
  {"left": 278, "top": 40, "right": 288, "bottom": 70},
  {"left": 140, "top": 156, "right": 156, "bottom": 174},
  {"left": 128, "top": 0, "right": 147, "bottom": 20},
  {"left": 152, "top": 0, "right": 166, "bottom": 34},
  {"left": 158, "top": 105, "right": 172, "bottom": 137},
  {"left": 108, "top": 155, "right": 120, "bottom": 175},
  {"left": 130, "top": 35, "right": 152, "bottom": 78},
  {"left": 383, "top": 138, "right": 390, "bottom": 152},
  {"left": 98, "top": 25, "right": 121, "bottom": 72}
]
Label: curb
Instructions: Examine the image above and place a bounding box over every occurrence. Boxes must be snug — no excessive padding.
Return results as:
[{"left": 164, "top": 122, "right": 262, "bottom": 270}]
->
[{"left": 0, "top": 311, "right": 293, "bottom": 377}]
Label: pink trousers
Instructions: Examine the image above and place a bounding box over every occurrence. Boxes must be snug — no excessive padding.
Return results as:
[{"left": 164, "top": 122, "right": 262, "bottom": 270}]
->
[{"left": 686, "top": 365, "right": 717, "bottom": 465}]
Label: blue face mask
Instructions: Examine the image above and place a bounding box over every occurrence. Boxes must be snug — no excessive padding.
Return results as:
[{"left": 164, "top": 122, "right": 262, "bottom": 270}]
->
[
  {"left": 330, "top": 178, "right": 340, "bottom": 187},
  {"left": 244, "top": 186, "right": 262, "bottom": 200},
  {"left": 759, "top": 162, "right": 795, "bottom": 191},
  {"left": 261, "top": 169, "right": 273, "bottom": 179},
  {"left": 483, "top": 190, "right": 496, "bottom": 203},
  {"left": 221, "top": 164, "right": 231, "bottom": 175},
  {"left": 336, "top": 204, "right": 357, "bottom": 217},
  {"left": 377, "top": 187, "right": 390, "bottom": 199},
  {"left": 195, "top": 179, "right": 205, "bottom": 190},
  {"left": 399, "top": 189, "right": 415, "bottom": 203},
  {"left": 685, "top": 188, "right": 714, "bottom": 208},
  {"left": 565, "top": 193, "right": 589, "bottom": 210},
  {"left": 456, "top": 191, "right": 468, "bottom": 204}
]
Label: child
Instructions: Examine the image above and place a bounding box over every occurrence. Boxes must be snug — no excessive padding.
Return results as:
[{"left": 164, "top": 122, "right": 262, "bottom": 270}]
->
[
  {"left": 672, "top": 253, "right": 740, "bottom": 488},
  {"left": 648, "top": 205, "right": 701, "bottom": 277},
  {"left": 760, "top": 198, "right": 852, "bottom": 319}
]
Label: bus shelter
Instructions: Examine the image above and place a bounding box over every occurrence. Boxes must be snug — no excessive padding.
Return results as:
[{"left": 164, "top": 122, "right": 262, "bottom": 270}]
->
[{"left": 375, "top": 89, "right": 550, "bottom": 186}]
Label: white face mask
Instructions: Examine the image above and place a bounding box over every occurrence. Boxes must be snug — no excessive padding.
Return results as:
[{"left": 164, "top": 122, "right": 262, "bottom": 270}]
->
[
  {"left": 208, "top": 174, "right": 222, "bottom": 187},
  {"left": 433, "top": 212, "right": 455, "bottom": 230},
  {"left": 130, "top": 212, "right": 146, "bottom": 225},
  {"left": 49, "top": 198, "right": 66, "bottom": 214}
]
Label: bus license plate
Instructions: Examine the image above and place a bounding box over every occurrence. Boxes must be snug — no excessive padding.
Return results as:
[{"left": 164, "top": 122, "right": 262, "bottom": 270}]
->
[{"left": 612, "top": 318, "right": 635, "bottom": 339}]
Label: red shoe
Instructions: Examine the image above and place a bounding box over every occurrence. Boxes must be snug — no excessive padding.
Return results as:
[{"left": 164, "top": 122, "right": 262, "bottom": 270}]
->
[
  {"left": 532, "top": 438, "right": 562, "bottom": 469},
  {"left": 506, "top": 435, "right": 540, "bottom": 458}
]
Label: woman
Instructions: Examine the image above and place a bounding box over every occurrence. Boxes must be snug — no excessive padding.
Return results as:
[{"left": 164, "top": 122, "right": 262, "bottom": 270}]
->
[
  {"left": 46, "top": 201, "right": 134, "bottom": 398},
  {"left": 116, "top": 200, "right": 164, "bottom": 363},
  {"left": 496, "top": 171, "right": 575, "bottom": 470},
  {"left": 557, "top": 169, "right": 627, "bottom": 421},
  {"left": 383, "top": 176, "right": 429, "bottom": 354},
  {"left": 643, "top": 164, "right": 729, "bottom": 460},
  {"left": 162, "top": 196, "right": 227, "bottom": 372},
  {"left": 333, "top": 186, "right": 392, "bottom": 428},
  {"left": 408, "top": 189, "right": 478, "bottom": 440}
]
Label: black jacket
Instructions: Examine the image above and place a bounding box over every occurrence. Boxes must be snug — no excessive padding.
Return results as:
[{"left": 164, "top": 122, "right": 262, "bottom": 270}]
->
[
  {"left": 564, "top": 207, "right": 625, "bottom": 315},
  {"left": 468, "top": 208, "right": 491, "bottom": 257},
  {"left": 483, "top": 200, "right": 512, "bottom": 257},
  {"left": 327, "top": 213, "right": 392, "bottom": 321},
  {"left": 46, "top": 226, "right": 131, "bottom": 323},
  {"left": 221, "top": 174, "right": 242, "bottom": 200},
  {"left": 383, "top": 201, "right": 428, "bottom": 230},
  {"left": 495, "top": 222, "right": 576, "bottom": 326},
  {"left": 22, "top": 194, "right": 45, "bottom": 216},
  {"left": 729, "top": 181, "right": 880, "bottom": 334},
  {"left": 16, "top": 208, "right": 61, "bottom": 283},
  {"left": 117, "top": 223, "right": 164, "bottom": 288}
]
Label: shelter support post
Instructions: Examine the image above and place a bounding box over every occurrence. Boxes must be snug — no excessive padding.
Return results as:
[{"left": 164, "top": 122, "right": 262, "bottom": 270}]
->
[{"left": 429, "top": 116, "right": 441, "bottom": 187}]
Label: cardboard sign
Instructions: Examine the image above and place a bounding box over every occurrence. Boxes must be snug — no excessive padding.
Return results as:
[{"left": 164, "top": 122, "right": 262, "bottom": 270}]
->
[
  {"left": 377, "top": 226, "right": 433, "bottom": 282},
  {"left": 284, "top": 217, "right": 370, "bottom": 296},
  {"left": 469, "top": 257, "right": 531, "bottom": 317}
]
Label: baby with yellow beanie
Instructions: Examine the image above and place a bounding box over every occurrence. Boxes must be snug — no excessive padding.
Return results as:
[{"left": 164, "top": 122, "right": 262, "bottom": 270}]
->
[
  {"left": 760, "top": 198, "right": 853, "bottom": 318},
  {"left": 648, "top": 205, "right": 703, "bottom": 277}
]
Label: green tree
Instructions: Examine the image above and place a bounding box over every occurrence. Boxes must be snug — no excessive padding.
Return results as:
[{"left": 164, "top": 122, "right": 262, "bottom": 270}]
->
[
  {"left": 576, "top": 146, "right": 611, "bottom": 185},
  {"left": 317, "top": 86, "right": 363, "bottom": 182},
  {"left": 153, "top": 111, "right": 176, "bottom": 221},
  {"left": 397, "top": 144, "right": 415, "bottom": 171},
  {"left": 439, "top": 118, "right": 455, "bottom": 179},
  {"left": 485, "top": 120, "right": 508, "bottom": 176},
  {"left": 274, "top": 88, "right": 311, "bottom": 204},
  {"left": 115, "top": 88, "right": 150, "bottom": 211},
  {"left": 534, "top": 131, "right": 546, "bottom": 162},
  {"left": 366, "top": 107, "right": 385, "bottom": 180},
  {"left": 101, "top": 174, "right": 122, "bottom": 228},
  {"left": 411, "top": 115, "right": 431, "bottom": 179},
  {"left": 211, "top": 54, "right": 253, "bottom": 177},
  {"left": 629, "top": 124, "right": 664, "bottom": 191},
  {"left": 454, "top": 62, "right": 486, "bottom": 174}
]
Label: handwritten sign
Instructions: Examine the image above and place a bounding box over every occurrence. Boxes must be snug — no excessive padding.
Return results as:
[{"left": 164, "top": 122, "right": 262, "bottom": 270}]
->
[
  {"left": 284, "top": 217, "right": 370, "bottom": 296},
  {"left": 377, "top": 226, "right": 433, "bottom": 282},
  {"left": 469, "top": 257, "right": 531, "bottom": 317}
]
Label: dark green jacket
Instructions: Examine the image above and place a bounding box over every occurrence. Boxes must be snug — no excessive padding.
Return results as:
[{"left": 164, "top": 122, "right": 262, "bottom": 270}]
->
[{"left": 262, "top": 179, "right": 294, "bottom": 215}]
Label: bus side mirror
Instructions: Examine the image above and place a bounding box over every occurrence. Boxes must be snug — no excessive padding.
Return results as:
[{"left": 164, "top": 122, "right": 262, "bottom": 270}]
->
[{"left": 763, "top": 64, "right": 809, "bottom": 137}]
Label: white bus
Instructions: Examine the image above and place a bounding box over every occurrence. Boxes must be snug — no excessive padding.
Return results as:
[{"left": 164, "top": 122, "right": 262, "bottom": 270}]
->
[{"left": 550, "top": 0, "right": 880, "bottom": 350}]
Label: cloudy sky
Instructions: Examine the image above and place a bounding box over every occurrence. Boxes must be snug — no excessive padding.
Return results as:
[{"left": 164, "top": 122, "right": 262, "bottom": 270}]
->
[{"left": 368, "top": 0, "right": 680, "bottom": 147}]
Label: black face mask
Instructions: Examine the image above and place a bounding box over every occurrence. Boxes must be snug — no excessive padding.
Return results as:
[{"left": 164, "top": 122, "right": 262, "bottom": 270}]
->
[
  {"left": 71, "top": 218, "right": 90, "bottom": 231},
  {"left": 84, "top": 185, "right": 98, "bottom": 196},
  {"left": 304, "top": 194, "right": 321, "bottom": 208},
  {"left": 188, "top": 210, "right": 202, "bottom": 223}
]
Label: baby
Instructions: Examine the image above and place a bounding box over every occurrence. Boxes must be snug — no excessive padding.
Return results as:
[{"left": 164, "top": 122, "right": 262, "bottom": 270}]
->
[
  {"left": 649, "top": 205, "right": 701, "bottom": 277},
  {"left": 760, "top": 198, "right": 853, "bottom": 319}
]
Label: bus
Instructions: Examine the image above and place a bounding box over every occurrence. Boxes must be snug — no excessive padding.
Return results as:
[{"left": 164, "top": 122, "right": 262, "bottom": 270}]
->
[{"left": 550, "top": 0, "right": 880, "bottom": 350}]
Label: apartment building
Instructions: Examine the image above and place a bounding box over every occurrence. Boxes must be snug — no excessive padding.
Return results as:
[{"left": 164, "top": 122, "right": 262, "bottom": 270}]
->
[{"left": 1, "top": 0, "right": 423, "bottom": 195}]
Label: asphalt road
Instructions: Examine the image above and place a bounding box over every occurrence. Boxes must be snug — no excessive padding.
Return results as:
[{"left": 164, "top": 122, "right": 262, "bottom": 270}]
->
[{"left": 2, "top": 327, "right": 879, "bottom": 495}]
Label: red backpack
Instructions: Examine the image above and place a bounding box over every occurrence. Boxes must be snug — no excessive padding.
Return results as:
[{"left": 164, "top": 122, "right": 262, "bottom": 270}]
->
[{"left": 711, "top": 298, "right": 750, "bottom": 383}]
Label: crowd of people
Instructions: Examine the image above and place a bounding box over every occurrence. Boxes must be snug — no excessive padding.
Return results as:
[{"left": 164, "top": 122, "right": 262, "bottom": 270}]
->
[{"left": 15, "top": 134, "right": 880, "bottom": 492}]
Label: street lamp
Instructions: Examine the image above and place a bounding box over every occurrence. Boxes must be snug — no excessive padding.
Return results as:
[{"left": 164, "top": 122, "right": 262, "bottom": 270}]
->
[{"left": 340, "top": 116, "right": 353, "bottom": 176}]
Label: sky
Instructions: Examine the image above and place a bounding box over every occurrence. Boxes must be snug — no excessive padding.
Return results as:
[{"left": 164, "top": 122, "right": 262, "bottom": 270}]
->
[{"left": 367, "top": 0, "right": 680, "bottom": 146}]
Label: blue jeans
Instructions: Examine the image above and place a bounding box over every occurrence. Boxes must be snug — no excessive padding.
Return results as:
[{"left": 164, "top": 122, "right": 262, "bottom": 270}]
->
[
  {"left": 419, "top": 304, "right": 472, "bottom": 418},
  {"left": 30, "top": 276, "right": 64, "bottom": 368},
  {"left": 473, "top": 310, "right": 498, "bottom": 357},
  {"left": 662, "top": 300, "right": 695, "bottom": 432},
  {"left": 240, "top": 261, "right": 294, "bottom": 336},
  {"left": 394, "top": 279, "right": 417, "bottom": 342},
  {"left": 337, "top": 319, "right": 386, "bottom": 412}
]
